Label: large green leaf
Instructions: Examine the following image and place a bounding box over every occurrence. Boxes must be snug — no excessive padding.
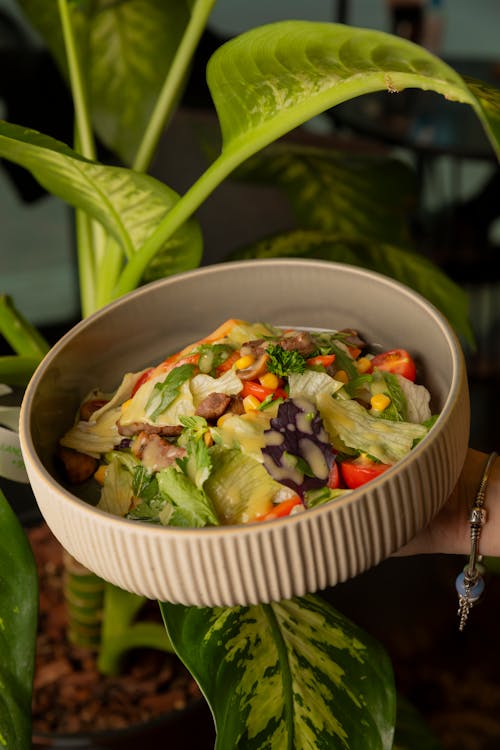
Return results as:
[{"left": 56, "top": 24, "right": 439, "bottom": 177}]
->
[
  {"left": 0, "top": 121, "right": 202, "bottom": 279},
  {"left": 17, "top": 0, "right": 193, "bottom": 165},
  {"left": 235, "top": 144, "right": 418, "bottom": 247},
  {"left": 117, "top": 22, "right": 500, "bottom": 295},
  {"left": 229, "top": 228, "right": 474, "bottom": 347},
  {"left": 207, "top": 22, "right": 500, "bottom": 162},
  {"left": 393, "top": 696, "right": 442, "bottom": 750},
  {"left": 0, "top": 491, "right": 38, "bottom": 750},
  {"left": 161, "top": 594, "right": 396, "bottom": 750}
]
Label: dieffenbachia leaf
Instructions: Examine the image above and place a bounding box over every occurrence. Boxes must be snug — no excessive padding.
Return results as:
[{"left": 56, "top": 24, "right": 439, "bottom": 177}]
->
[
  {"left": 235, "top": 144, "right": 418, "bottom": 248},
  {"left": 207, "top": 21, "right": 500, "bottom": 162},
  {"left": 161, "top": 594, "right": 396, "bottom": 750},
  {"left": 230, "top": 228, "right": 474, "bottom": 348},
  {"left": 0, "top": 490, "right": 38, "bottom": 750},
  {"left": 0, "top": 121, "right": 202, "bottom": 279},
  {"left": 393, "top": 695, "right": 442, "bottom": 750},
  {"left": 117, "top": 21, "right": 500, "bottom": 295},
  {"left": 16, "top": 0, "right": 193, "bottom": 165}
]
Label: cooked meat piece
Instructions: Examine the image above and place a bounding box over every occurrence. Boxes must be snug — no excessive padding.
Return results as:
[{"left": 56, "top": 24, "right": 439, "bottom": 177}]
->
[
  {"left": 57, "top": 446, "right": 97, "bottom": 484},
  {"left": 228, "top": 395, "right": 245, "bottom": 415},
  {"left": 278, "top": 331, "right": 316, "bottom": 356},
  {"left": 195, "top": 392, "right": 231, "bottom": 421},
  {"left": 338, "top": 328, "right": 367, "bottom": 349},
  {"left": 132, "top": 432, "right": 186, "bottom": 472},
  {"left": 79, "top": 398, "right": 109, "bottom": 421},
  {"left": 117, "top": 421, "right": 183, "bottom": 437},
  {"left": 239, "top": 339, "right": 268, "bottom": 357}
]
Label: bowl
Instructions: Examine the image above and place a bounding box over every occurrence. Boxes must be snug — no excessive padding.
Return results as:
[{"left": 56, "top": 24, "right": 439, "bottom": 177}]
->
[{"left": 19, "top": 259, "right": 470, "bottom": 606}]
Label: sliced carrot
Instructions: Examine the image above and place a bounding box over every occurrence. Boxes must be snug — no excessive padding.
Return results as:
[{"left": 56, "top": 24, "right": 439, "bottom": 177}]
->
[{"left": 259, "top": 496, "right": 302, "bottom": 521}]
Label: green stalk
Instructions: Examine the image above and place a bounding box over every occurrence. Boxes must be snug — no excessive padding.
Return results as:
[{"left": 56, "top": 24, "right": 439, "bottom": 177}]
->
[
  {"left": 97, "top": 583, "right": 173, "bottom": 676},
  {"left": 0, "top": 356, "right": 43, "bottom": 387},
  {"left": 57, "top": 0, "right": 96, "bottom": 161},
  {"left": 75, "top": 210, "right": 97, "bottom": 318},
  {"left": 132, "top": 0, "right": 217, "bottom": 173},
  {"left": 0, "top": 295, "right": 49, "bottom": 358}
]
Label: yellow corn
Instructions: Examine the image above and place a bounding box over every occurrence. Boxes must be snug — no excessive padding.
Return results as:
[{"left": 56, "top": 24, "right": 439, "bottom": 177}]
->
[
  {"left": 356, "top": 357, "right": 372, "bottom": 374},
  {"left": 243, "top": 395, "right": 261, "bottom": 413},
  {"left": 121, "top": 398, "right": 132, "bottom": 412},
  {"left": 259, "top": 372, "right": 279, "bottom": 390},
  {"left": 235, "top": 354, "right": 255, "bottom": 370},
  {"left": 217, "top": 413, "right": 233, "bottom": 427},
  {"left": 335, "top": 370, "right": 349, "bottom": 384},
  {"left": 370, "top": 393, "right": 391, "bottom": 412},
  {"left": 94, "top": 464, "right": 108, "bottom": 485}
]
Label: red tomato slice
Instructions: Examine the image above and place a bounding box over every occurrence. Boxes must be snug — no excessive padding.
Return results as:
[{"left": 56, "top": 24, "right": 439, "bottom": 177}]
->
[
  {"left": 370, "top": 348, "right": 416, "bottom": 382},
  {"left": 306, "top": 354, "right": 336, "bottom": 368},
  {"left": 241, "top": 381, "right": 287, "bottom": 402},
  {"left": 340, "top": 458, "right": 392, "bottom": 489},
  {"left": 131, "top": 368, "right": 154, "bottom": 396}
]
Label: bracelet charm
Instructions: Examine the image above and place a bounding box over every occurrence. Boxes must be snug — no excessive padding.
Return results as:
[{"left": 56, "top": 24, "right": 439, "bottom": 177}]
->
[{"left": 455, "top": 451, "right": 498, "bottom": 631}]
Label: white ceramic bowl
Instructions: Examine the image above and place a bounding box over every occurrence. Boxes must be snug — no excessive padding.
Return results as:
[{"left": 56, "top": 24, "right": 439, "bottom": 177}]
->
[{"left": 20, "top": 259, "right": 470, "bottom": 606}]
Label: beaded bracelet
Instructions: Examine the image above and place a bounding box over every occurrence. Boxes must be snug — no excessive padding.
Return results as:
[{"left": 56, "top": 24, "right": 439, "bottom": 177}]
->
[{"left": 456, "top": 450, "right": 498, "bottom": 631}]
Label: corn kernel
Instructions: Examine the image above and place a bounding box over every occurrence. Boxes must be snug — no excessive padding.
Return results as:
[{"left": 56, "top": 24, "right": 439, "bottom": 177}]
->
[
  {"left": 217, "top": 413, "right": 233, "bottom": 427},
  {"left": 235, "top": 354, "right": 255, "bottom": 370},
  {"left": 259, "top": 372, "right": 279, "bottom": 390},
  {"left": 370, "top": 393, "right": 391, "bottom": 412},
  {"left": 94, "top": 464, "right": 108, "bottom": 485},
  {"left": 356, "top": 357, "right": 372, "bottom": 374},
  {"left": 243, "top": 395, "right": 261, "bottom": 413},
  {"left": 335, "top": 370, "right": 349, "bottom": 384},
  {"left": 203, "top": 431, "right": 214, "bottom": 447},
  {"left": 121, "top": 398, "right": 132, "bottom": 411}
]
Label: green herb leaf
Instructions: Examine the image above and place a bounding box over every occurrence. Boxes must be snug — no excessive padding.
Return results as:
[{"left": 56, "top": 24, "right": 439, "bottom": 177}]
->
[
  {"left": 145, "top": 363, "right": 196, "bottom": 421},
  {"left": 266, "top": 343, "right": 306, "bottom": 377},
  {"left": 161, "top": 594, "right": 396, "bottom": 749},
  {"left": 0, "top": 490, "right": 38, "bottom": 750}
]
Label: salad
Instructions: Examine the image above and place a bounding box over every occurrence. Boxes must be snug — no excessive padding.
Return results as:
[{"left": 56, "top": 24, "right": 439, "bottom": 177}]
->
[{"left": 57, "top": 318, "right": 436, "bottom": 527}]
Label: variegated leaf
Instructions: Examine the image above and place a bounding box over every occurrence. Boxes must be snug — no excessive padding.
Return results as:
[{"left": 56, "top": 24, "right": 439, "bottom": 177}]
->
[
  {"left": 230, "top": 228, "right": 473, "bottom": 347},
  {"left": 16, "top": 0, "right": 193, "bottom": 165},
  {"left": 207, "top": 21, "right": 499, "bottom": 162},
  {"left": 0, "top": 490, "right": 38, "bottom": 750},
  {"left": 0, "top": 121, "right": 202, "bottom": 277},
  {"left": 161, "top": 594, "right": 396, "bottom": 750}
]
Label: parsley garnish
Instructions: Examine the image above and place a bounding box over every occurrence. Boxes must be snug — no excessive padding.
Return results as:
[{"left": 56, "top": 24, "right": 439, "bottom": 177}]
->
[{"left": 266, "top": 344, "right": 306, "bottom": 377}]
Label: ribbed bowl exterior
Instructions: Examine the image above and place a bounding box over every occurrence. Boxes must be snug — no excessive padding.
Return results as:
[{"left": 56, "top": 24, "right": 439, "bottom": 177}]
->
[{"left": 20, "top": 260, "right": 470, "bottom": 606}]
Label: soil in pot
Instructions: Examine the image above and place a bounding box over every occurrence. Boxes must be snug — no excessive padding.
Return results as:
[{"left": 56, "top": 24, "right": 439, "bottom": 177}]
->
[{"left": 28, "top": 522, "right": 216, "bottom": 749}]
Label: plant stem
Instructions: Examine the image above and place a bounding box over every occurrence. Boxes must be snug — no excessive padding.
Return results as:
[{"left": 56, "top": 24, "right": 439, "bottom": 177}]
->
[
  {"left": 0, "top": 356, "right": 43, "bottom": 387},
  {"left": 0, "top": 295, "right": 49, "bottom": 358},
  {"left": 75, "top": 210, "right": 97, "bottom": 318},
  {"left": 132, "top": 0, "right": 217, "bottom": 173},
  {"left": 57, "top": 0, "right": 96, "bottom": 162}
]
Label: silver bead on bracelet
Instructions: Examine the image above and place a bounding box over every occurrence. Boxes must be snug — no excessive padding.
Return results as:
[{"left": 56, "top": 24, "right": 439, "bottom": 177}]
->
[{"left": 456, "top": 450, "right": 498, "bottom": 631}]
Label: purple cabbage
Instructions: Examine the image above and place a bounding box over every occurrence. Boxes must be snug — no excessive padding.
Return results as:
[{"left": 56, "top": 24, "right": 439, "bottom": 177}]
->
[{"left": 262, "top": 398, "right": 336, "bottom": 497}]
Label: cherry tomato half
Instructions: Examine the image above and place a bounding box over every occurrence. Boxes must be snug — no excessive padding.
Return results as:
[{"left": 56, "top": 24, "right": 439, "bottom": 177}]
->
[
  {"left": 340, "top": 458, "right": 392, "bottom": 489},
  {"left": 370, "top": 348, "right": 416, "bottom": 382}
]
